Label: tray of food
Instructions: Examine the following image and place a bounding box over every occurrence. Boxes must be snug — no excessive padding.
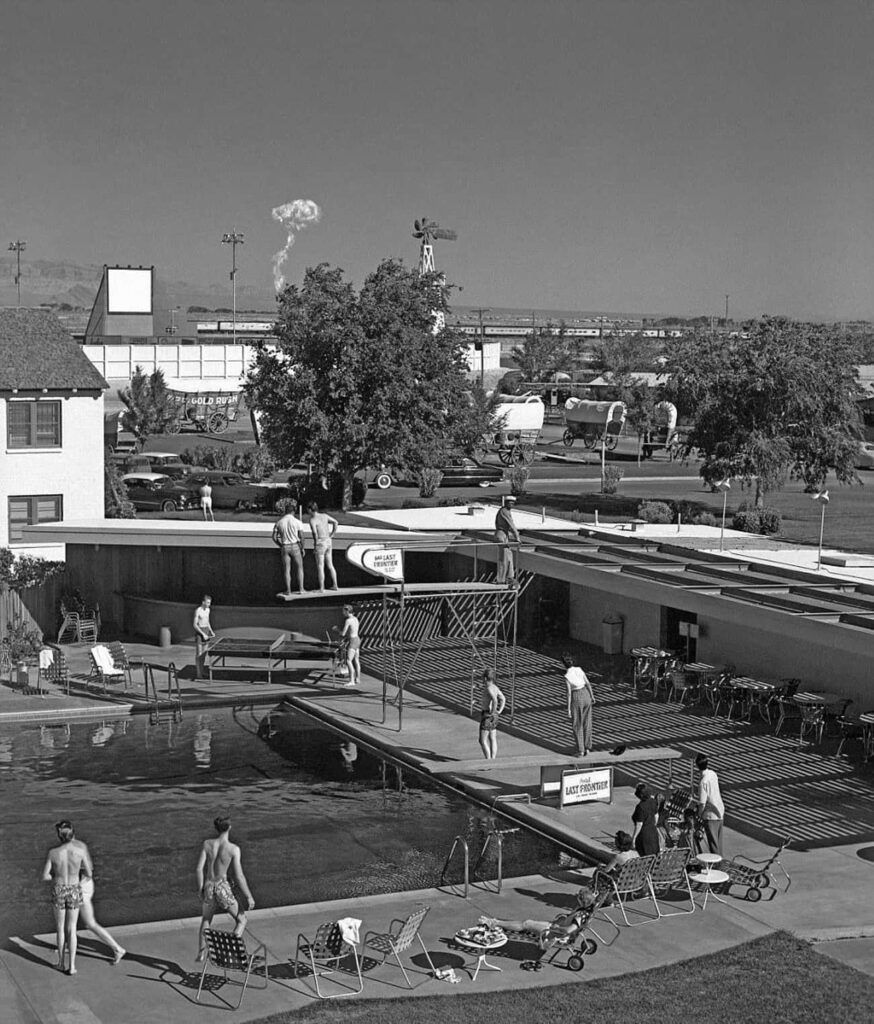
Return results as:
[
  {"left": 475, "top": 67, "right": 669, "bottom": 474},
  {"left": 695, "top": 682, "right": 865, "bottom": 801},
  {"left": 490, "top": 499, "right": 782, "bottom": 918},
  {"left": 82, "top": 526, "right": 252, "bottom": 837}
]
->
[{"left": 454, "top": 924, "right": 507, "bottom": 948}]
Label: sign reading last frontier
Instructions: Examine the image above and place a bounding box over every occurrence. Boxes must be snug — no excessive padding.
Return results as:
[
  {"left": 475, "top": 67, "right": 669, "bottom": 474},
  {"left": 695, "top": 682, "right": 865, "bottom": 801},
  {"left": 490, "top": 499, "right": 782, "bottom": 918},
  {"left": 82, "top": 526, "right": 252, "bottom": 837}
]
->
[
  {"left": 559, "top": 767, "right": 613, "bottom": 808},
  {"left": 346, "top": 543, "right": 405, "bottom": 582}
]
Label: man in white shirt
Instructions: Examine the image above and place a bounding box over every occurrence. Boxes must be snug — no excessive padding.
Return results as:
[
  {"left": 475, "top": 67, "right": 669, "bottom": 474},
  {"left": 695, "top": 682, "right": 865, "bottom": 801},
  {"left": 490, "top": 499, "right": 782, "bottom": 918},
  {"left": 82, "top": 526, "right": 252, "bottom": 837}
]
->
[
  {"left": 193, "top": 595, "right": 215, "bottom": 677},
  {"left": 562, "top": 652, "right": 594, "bottom": 757},
  {"left": 272, "top": 501, "right": 307, "bottom": 596},
  {"left": 695, "top": 754, "right": 725, "bottom": 856}
]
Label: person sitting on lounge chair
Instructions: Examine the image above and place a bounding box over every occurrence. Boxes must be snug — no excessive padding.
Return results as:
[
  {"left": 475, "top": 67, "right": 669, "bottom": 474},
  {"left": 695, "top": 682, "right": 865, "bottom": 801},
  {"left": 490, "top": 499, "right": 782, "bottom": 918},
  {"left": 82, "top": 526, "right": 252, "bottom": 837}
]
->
[
  {"left": 601, "top": 830, "right": 640, "bottom": 875},
  {"left": 478, "top": 908, "right": 586, "bottom": 950}
]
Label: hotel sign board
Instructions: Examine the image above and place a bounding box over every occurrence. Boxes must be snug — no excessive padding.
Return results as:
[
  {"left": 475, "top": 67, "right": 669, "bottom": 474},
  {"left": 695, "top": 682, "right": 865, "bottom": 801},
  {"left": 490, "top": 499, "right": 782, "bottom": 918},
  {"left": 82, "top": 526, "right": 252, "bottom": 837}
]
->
[
  {"left": 559, "top": 766, "right": 613, "bottom": 808},
  {"left": 346, "top": 543, "right": 405, "bottom": 582}
]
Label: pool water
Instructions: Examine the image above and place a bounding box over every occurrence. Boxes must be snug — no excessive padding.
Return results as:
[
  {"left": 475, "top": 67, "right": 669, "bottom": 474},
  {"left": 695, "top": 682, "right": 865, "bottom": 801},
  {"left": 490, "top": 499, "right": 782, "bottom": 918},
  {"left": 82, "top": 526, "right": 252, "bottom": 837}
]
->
[{"left": 0, "top": 704, "right": 557, "bottom": 941}]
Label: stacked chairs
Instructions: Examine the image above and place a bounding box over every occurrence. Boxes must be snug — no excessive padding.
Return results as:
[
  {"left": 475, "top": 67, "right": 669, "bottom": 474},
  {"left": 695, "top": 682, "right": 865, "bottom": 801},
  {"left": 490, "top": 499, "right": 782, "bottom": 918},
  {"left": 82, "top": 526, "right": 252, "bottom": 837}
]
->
[
  {"left": 57, "top": 600, "right": 100, "bottom": 645},
  {"left": 658, "top": 786, "right": 693, "bottom": 846}
]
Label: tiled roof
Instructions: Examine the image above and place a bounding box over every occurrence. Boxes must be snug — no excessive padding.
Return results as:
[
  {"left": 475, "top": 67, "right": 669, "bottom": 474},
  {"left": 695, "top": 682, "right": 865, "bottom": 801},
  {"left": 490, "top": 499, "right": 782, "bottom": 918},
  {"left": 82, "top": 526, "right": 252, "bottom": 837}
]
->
[{"left": 0, "top": 308, "right": 107, "bottom": 391}]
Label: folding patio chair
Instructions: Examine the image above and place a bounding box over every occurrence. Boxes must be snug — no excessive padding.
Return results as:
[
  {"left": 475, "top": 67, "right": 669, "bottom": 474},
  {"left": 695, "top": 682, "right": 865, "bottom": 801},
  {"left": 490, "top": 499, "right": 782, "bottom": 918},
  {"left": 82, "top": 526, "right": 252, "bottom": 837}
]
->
[
  {"left": 89, "top": 645, "right": 126, "bottom": 692},
  {"left": 594, "top": 855, "right": 656, "bottom": 927},
  {"left": 294, "top": 921, "right": 364, "bottom": 999},
  {"left": 362, "top": 905, "right": 436, "bottom": 988},
  {"left": 646, "top": 848, "right": 696, "bottom": 918},
  {"left": 106, "top": 641, "right": 135, "bottom": 689},
  {"left": 195, "top": 928, "right": 268, "bottom": 1010},
  {"left": 724, "top": 838, "right": 792, "bottom": 901}
]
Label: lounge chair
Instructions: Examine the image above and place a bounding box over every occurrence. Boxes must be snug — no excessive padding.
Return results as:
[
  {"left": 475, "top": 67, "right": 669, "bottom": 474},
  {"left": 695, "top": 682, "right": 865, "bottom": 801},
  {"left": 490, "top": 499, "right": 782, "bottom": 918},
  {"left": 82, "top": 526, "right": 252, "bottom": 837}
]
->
[
  {"left": 646, "top": 848, "right": 695, "bottom": 917},
  {"left": 294, "top": 921, "right": 363, "bottom": 999},
  {"left": 594, "top": 855, "right": 656, "bottom": 927},
  {"left": 724, "top": 838, "right": 792, "bottom": 901},
  {"left": 89, "top": 644, "right": 126, "bottom": 692},
  {"left": 195, "top": 928, "right": 268, "bottom": 1010},
  {"left": 500, "top": 890, "right": 610, "bottom": 972},
  {"left": 362, "top": 905, "right": 436, "bottom": 989}
]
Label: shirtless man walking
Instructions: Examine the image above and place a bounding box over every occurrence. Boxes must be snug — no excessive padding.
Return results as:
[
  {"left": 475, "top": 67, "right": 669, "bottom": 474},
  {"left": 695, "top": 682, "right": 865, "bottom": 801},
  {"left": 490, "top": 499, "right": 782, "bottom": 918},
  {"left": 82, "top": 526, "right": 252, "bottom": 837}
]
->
[
  {"left": 196, "top": 816, "right": 255, "bottom": 960},
  {"left": 478, "top": 668, "right": 507, "bottom": 759},
  {"left": 42, "top": 819, "right": 89, "bottom": 974},
  {"left": 307, "top": 501, "right": 339, "bottom": 591}
]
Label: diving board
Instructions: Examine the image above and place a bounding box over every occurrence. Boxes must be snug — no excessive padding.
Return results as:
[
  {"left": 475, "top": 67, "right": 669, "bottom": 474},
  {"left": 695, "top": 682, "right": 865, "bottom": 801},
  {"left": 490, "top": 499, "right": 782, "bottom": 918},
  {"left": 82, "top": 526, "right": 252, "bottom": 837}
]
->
[{"left": 420, "top": 746, "right": 685, "bottom": 776}]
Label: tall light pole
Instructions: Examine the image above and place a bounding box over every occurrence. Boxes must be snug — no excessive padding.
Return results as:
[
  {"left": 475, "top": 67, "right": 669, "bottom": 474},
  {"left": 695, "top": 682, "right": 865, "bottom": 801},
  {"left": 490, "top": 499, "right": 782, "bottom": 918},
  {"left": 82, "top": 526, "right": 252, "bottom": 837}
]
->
[
  {"left": 724, "top": 294, "right": 729, "bottom": 323},
  {"left": 716, "top": 477, "right": 731, "bottom": 551},
  {"left": 8, "top": 240, "right": 26, "bottom": 308},
  {"left": 472, "top": 307, "right": 490, "bottom": 388},
  {"left": 221, "top": 230, "right": 244, "bottom": 344},
  {"left": 813, "top": 489, "right": 830, "bottom": 571},
  {"left": 165, "top": 306, "right": 180, "bottom": 335}
]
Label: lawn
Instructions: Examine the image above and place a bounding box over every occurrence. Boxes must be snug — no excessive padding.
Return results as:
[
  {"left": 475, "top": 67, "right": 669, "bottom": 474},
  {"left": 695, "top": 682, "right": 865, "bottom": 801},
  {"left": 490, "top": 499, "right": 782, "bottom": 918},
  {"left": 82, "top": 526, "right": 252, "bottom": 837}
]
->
[{"left": 252, "top": 931, "right": 873, "bottom": 1024}]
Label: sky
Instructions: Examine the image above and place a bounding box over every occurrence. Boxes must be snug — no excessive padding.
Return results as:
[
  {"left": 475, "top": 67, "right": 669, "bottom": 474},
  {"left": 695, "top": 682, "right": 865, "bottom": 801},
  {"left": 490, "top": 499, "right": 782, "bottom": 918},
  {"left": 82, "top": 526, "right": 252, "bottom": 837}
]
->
[{"left": 3, "top": 0, "right": 874, "bottom": 320}]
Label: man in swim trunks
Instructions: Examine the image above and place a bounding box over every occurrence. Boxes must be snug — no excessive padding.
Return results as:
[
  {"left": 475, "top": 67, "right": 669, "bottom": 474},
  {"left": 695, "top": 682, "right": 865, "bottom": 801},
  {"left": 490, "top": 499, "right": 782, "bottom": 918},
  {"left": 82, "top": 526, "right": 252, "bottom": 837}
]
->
[
  {"left": 478, "top": 668, "right": 506, "bottom": 759},
  {"left": 335, "top": 604, "right": 361, "bottom": 687},
  {"left": 272, "top": 501, "right": 307, "bottom": 596},
  {"left": 42, "top": 819, "right": 89, "bottom": 974},
  {"left": 307, "top": 501, "right": 339, "bottom": 591},
  {"left": 196, "top": 816, "right": 255, "bottom": 960}
]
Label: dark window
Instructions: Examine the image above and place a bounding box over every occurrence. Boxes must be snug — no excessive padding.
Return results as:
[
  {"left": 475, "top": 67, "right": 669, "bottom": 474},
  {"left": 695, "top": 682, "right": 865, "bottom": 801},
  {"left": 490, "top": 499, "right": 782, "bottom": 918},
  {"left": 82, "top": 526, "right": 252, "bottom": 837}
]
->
[
  {"left": 8, "top": 494, "right": 63, "bottom": 543},
  {"left": 6, "top": 401, "right": 62, "bottom": 448}
]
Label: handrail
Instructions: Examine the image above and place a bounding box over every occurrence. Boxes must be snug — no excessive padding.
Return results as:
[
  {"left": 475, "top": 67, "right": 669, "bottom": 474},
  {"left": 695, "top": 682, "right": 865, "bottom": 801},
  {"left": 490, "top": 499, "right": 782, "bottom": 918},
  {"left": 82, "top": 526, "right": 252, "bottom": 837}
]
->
[
  {"left": 440, "top": 835, "right": 470, "bottom": 898},
  {"left": 473, "top": 825, "right": 520, "bottom": 893}
]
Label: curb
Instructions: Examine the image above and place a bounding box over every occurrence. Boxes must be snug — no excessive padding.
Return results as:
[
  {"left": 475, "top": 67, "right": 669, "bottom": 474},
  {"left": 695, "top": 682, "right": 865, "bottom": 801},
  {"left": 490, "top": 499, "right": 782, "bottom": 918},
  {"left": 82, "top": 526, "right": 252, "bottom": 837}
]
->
[{"left": 796, "top": 925, "right": 874, "bottom": 943}]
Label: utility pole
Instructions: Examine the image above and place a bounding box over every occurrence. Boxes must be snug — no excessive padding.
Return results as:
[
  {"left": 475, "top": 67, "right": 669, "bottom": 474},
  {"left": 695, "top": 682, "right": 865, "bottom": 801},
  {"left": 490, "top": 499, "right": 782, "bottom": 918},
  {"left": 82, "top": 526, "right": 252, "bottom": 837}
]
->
[
  {"left": 221, "top": 230, "right": 245, "bottom": 344},
  {"left": 8, "top": 240, "right": 26, "bottom": 308},
  {"left": 165, "top": 306, "right": 180, "bottom": 336},
  {"left": 471, "top": 307, "right": 491, "bottom": 388},
  {"left": 725, "top": 294, "right": 729, "bottom": 323}
]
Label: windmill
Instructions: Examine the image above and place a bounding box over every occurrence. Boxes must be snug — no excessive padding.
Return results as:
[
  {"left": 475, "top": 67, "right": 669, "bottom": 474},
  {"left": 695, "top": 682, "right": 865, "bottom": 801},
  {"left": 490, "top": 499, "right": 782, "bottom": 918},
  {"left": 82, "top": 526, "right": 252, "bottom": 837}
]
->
[{"left": 412, "top": 217, "right": 457, "bottom": 276}]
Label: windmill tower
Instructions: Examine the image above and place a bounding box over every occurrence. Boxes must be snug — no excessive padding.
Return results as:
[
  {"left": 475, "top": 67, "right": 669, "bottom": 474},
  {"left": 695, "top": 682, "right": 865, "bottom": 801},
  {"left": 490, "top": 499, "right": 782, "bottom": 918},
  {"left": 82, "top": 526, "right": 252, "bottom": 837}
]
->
[{"left": 412, "top": 217, "right": 457, "bottom": 276}]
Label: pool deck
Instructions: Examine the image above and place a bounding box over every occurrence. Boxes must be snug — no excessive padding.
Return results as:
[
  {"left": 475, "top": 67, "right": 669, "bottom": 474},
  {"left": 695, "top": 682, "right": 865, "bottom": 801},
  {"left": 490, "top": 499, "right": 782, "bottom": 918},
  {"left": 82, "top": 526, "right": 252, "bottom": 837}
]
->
[{"left": 1, "top": 642, "right": 873, "bottom": 1022}]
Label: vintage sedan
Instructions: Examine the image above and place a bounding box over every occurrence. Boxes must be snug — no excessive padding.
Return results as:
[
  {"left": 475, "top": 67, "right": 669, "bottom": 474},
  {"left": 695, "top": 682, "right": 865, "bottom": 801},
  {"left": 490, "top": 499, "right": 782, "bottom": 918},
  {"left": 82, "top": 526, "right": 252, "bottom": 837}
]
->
[
  {"left": 855, "top": 442, "right": 874, "bottom": 470},
  {"left": 186, "top": 471, "right": 287, "bottom": 511},
  {"left": 113, "top": 452, "right": 195, "bottom": 480},
  {"left": 122, "top": 473, "right": 199, "bottom": 512},
  {"left": 374, "top": 457, "right": 505, "bottom": 489}
]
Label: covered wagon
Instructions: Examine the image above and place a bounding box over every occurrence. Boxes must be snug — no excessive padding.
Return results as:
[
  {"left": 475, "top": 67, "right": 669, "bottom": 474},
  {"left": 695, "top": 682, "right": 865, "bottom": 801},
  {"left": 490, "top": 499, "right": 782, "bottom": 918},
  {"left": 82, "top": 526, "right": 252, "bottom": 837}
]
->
[
  {"left": 562, "top": 399, "right": 627, "bottom": 450},
  {"left": 484, "top": 394, "right": 545, "bottom": 465},
  {"left": 163, "top": 380, "right": 244, "bottom": 435}
]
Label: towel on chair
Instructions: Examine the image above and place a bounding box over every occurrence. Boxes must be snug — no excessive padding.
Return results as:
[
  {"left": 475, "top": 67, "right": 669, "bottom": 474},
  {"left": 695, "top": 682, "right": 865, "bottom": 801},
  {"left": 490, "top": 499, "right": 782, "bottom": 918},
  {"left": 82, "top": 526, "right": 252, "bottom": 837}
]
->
[
  {"left": 336, "top": 917, "right": 362, "bottom": 945},
  {"left": 39, "top": 648, "right": 55, "bottom": 670},
  {"left": 91, "top": 645, "right": 118, "bottom": 676}
]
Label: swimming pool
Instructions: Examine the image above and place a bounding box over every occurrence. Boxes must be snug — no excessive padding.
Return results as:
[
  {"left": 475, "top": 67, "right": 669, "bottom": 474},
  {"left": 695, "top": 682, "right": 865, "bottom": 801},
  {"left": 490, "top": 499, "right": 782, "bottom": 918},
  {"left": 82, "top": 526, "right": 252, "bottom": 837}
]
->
[{"left": 0, "top": 704, "right": 559, "bottom": 941}]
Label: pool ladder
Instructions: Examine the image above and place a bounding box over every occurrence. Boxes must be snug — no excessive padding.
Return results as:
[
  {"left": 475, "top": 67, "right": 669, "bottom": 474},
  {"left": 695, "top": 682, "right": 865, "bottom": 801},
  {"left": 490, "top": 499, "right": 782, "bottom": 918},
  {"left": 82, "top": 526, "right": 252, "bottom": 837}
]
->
[
  {"left": 141, "top": 661, "right": 183, "bottom": 723},
  {"left": 440, "top": 825, "right": 520, "bottom": 899}
]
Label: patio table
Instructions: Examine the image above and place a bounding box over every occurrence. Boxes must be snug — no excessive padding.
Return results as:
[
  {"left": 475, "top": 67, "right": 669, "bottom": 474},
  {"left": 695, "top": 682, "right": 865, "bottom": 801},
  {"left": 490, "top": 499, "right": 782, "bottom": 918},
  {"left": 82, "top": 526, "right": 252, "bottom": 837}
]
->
[
  {"left": 453, "top": 929, "right": 508, "bottom": 981},
  {"left": 792, "top": 691, "right": 842, "bottom": 706},
  {"left": 729, "top": 677, "right": 777, "bottom": 722}
]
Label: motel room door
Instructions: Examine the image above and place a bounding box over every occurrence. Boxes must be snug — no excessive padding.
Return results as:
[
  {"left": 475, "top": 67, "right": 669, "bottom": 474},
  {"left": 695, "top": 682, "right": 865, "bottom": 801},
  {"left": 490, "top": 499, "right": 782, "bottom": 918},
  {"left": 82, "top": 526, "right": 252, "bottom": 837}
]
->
[{"left": 661, "top": 607, "right": 698, "bottom": 662}]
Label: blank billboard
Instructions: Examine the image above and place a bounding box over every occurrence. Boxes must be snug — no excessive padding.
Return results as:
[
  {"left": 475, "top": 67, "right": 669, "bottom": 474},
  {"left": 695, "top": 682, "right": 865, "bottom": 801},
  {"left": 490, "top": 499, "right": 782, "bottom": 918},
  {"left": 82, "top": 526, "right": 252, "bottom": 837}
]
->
[{"left": 106, "top": 268, "right": 152, "bottom": 313}]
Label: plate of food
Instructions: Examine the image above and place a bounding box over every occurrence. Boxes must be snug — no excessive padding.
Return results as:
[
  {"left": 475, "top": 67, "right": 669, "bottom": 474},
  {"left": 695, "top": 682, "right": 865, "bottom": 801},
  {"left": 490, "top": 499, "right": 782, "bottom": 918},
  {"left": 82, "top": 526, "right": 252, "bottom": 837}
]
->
[{"left": 455, "top": 924, "right": 507, "bottom": 948}]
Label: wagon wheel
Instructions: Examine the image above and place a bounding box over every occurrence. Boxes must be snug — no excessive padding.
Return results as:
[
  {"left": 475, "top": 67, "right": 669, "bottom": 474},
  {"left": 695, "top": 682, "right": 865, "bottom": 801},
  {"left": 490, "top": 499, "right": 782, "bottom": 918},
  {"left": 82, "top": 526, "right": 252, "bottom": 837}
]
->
[
  {"left": 520, "top": 445, "right": 535, "bottom": 465},
  {"left": 497, "top": 447, "right": 514, "bottom": 466},
  {"left": 562, "top": 429, "right": 575, "bottom": 448},
  {"left": 208, "top": 411, "right": 230, "bottom": 434},
  {"left": 164, "top": 417, "right": 182, "bottom": 435},
  {"left": 605, "top": 433, "right": 619, "bottom": 451}
]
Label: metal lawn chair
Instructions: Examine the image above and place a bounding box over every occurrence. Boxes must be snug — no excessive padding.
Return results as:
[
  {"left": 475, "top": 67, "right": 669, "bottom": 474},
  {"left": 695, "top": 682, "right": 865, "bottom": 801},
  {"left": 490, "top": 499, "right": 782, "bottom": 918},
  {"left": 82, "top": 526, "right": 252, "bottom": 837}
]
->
[
  {"left": 594, "top": 855, "right": 656, "bottom": 927},
  {"left": 89, "top": 644, "right": 126, "bottom": 692},
  {"left": 500, "top": 891, "right": 610, "bottom": 972},
  {"left": 106, "top": 641, "right": 136, "bottom": 689},
  {"left": 646, "top": 848, "right": 696, "bottom": 917},
  {"left": 294, "top": 921, "right": 363, "bottom": 999},
  {"left": 724, "top": 838, "right": 792, "bottom": 902},
  {"left": 658, "top": 786, "right": 693, "bottom": 846},
  {"left": 196, "top": 928, "right": 268, "bottom": 1010},
  {"left": 362, "top": 905, "right": 436, "bottom": 989}
]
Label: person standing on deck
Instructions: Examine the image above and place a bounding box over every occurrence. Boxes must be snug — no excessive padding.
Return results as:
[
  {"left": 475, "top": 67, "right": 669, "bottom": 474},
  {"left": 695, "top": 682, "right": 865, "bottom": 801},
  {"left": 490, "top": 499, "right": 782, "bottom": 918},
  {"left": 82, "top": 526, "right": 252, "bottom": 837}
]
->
[
  {"left": 193, "top": 595, "right": 215, "bottom": 677},
  {"left": 494, "top": 496, "right": 520, "bottom": 584},
  {"left": 478, "top": 668, "right": 506, "bottom": 759},
  {"left": 196, "top": 816, "right": 255, "bottom": 960},
  {"left": 562, "top": 652, "right": 594, "bottom": 757},
  {"left": 199, "top": 480, "right": 214, "bottom": 522},
  {"left": 307, "top": 501, "right": 339, "bottom": 591},
  {"left": 273, "top": 501, "right": 307, "bottom": 596},
  {"left": 696, "top": 754, "right": 725, "bottom": 856},
  {"left": 42, "top": 820, "right": 88, "bottom": 974}
]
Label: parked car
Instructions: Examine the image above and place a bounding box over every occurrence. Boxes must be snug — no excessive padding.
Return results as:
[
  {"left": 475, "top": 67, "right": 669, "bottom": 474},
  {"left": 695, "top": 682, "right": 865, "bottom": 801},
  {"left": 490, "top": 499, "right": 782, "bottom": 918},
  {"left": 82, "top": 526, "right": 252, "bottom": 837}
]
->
[
  {"left": 122, "top": 473, "right": 199, "bottom": 512},
  {"left": 855, "top": 442, "right": 874, "bottom": 469},
  {"left": 374, "top": 457, "right": 505, "bottom": 489},
  {"left": 113, "top": 452, "right": 195, "bottom": 480},
  {"left": 186, "top": 471, "right": 287, "bottom": 510}
]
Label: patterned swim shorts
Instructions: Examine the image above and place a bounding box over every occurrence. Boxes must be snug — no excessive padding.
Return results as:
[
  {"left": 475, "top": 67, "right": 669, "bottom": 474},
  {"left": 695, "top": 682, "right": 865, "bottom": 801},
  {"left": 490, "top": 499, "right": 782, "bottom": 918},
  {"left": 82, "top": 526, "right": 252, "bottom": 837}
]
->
[
  {"left": 203, "top": 878, "right": 236, "bottom": 912},
  {"left": 51, "top": 883, "right": 83, "bottom": 910}
]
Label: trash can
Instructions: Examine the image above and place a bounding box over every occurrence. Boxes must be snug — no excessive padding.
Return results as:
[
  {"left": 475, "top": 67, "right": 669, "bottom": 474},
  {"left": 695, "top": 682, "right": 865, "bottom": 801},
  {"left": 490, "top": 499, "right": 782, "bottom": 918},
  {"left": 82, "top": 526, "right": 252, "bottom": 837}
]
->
[
  {"left": 602, "top": 614, "right": 624, "bottom": 655},
  {"left": 159, "top": 626, "right": 172, "bottom": 649}
]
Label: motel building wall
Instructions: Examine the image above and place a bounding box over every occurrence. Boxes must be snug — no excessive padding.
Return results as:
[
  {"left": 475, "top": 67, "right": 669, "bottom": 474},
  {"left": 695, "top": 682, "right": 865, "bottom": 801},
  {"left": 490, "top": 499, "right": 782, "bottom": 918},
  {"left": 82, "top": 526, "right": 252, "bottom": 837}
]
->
[{"left": 25, "top": 511, "right": 874, "bottom": 712}]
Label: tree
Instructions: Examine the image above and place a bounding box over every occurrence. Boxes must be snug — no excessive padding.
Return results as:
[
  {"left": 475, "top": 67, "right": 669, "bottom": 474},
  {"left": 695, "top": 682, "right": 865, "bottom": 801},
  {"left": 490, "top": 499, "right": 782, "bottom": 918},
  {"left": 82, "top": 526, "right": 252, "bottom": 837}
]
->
[
  {"left": 511, "top": 321, "right": 581, "bottom": 380},
  {"left": 119, "top": 367, "right": 179, "bottom": 448},
  {"left": 104, "top": 452, "right": 136, "bottom": 518},
  {"left": 245, "top": 259, "right": 493, "bottom": 509},
  {"left": 663, "top": 317, "right": 862, "bottom": 505}
]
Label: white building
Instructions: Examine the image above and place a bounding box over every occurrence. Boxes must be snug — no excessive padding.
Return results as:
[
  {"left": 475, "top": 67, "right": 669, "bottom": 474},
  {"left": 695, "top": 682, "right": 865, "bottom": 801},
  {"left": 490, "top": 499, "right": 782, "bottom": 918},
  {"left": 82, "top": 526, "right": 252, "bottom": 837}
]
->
[{"left": 0, "top": 308, "right": 107, "bottom": 557}]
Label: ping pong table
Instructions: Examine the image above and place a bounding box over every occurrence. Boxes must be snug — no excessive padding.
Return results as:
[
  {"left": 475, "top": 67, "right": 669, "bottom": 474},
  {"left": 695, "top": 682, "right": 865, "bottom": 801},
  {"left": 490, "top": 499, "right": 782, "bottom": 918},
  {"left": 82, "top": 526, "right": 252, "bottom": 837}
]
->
[{"left": 203, "top": 633, "right": 339, "bottom": 683}]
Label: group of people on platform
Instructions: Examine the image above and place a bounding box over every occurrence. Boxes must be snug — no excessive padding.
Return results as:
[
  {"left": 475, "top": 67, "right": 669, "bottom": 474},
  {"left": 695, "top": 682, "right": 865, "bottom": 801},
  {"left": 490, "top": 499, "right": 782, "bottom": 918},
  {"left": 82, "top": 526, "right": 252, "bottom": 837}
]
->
[{"left": 272, "top": 500, "right": 340, "bottom": 596}]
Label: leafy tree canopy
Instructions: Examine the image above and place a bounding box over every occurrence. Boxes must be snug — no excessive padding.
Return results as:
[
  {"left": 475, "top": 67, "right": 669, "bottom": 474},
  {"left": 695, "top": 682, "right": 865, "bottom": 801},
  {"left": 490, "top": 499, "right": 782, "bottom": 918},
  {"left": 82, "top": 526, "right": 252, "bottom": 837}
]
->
[
  {"left": 244, "top": 259, "right": 492, "bottom": 508},
  {"left": 662, "top": 317, "right": 863, "bottom": 502},
  {"left": 119, "top": 367, "right": 179, "bottom": 447},
  {"left": 510, "top": 321, "right": 588, "bottom": 380}
]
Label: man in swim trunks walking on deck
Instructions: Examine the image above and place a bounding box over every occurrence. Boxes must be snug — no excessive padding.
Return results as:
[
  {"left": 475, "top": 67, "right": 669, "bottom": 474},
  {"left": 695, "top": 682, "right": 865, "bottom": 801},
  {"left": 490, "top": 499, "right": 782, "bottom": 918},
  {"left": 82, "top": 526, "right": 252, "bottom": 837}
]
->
[
  {"left": 196, "top": 816, "right": 255, "bottom": 960},
  {"left": 479, "top": 669, "right": 506, "bottom": 759},
  {"left": 42, "top": 819, "right": 88, "bottom": 974}
]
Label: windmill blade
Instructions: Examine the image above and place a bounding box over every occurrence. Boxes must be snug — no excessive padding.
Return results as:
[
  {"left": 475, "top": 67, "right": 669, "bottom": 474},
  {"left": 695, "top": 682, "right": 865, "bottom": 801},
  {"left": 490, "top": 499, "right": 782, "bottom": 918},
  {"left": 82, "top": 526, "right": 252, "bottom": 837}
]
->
[
  {"left": 432, "top": 228, "right": 458, "bottom": 241},
  {"left": 414, "top": 219, "right": 422, "bottom": 232},
  {"left": 412, "top": 230, "right": 424, "bottom": 239}
]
